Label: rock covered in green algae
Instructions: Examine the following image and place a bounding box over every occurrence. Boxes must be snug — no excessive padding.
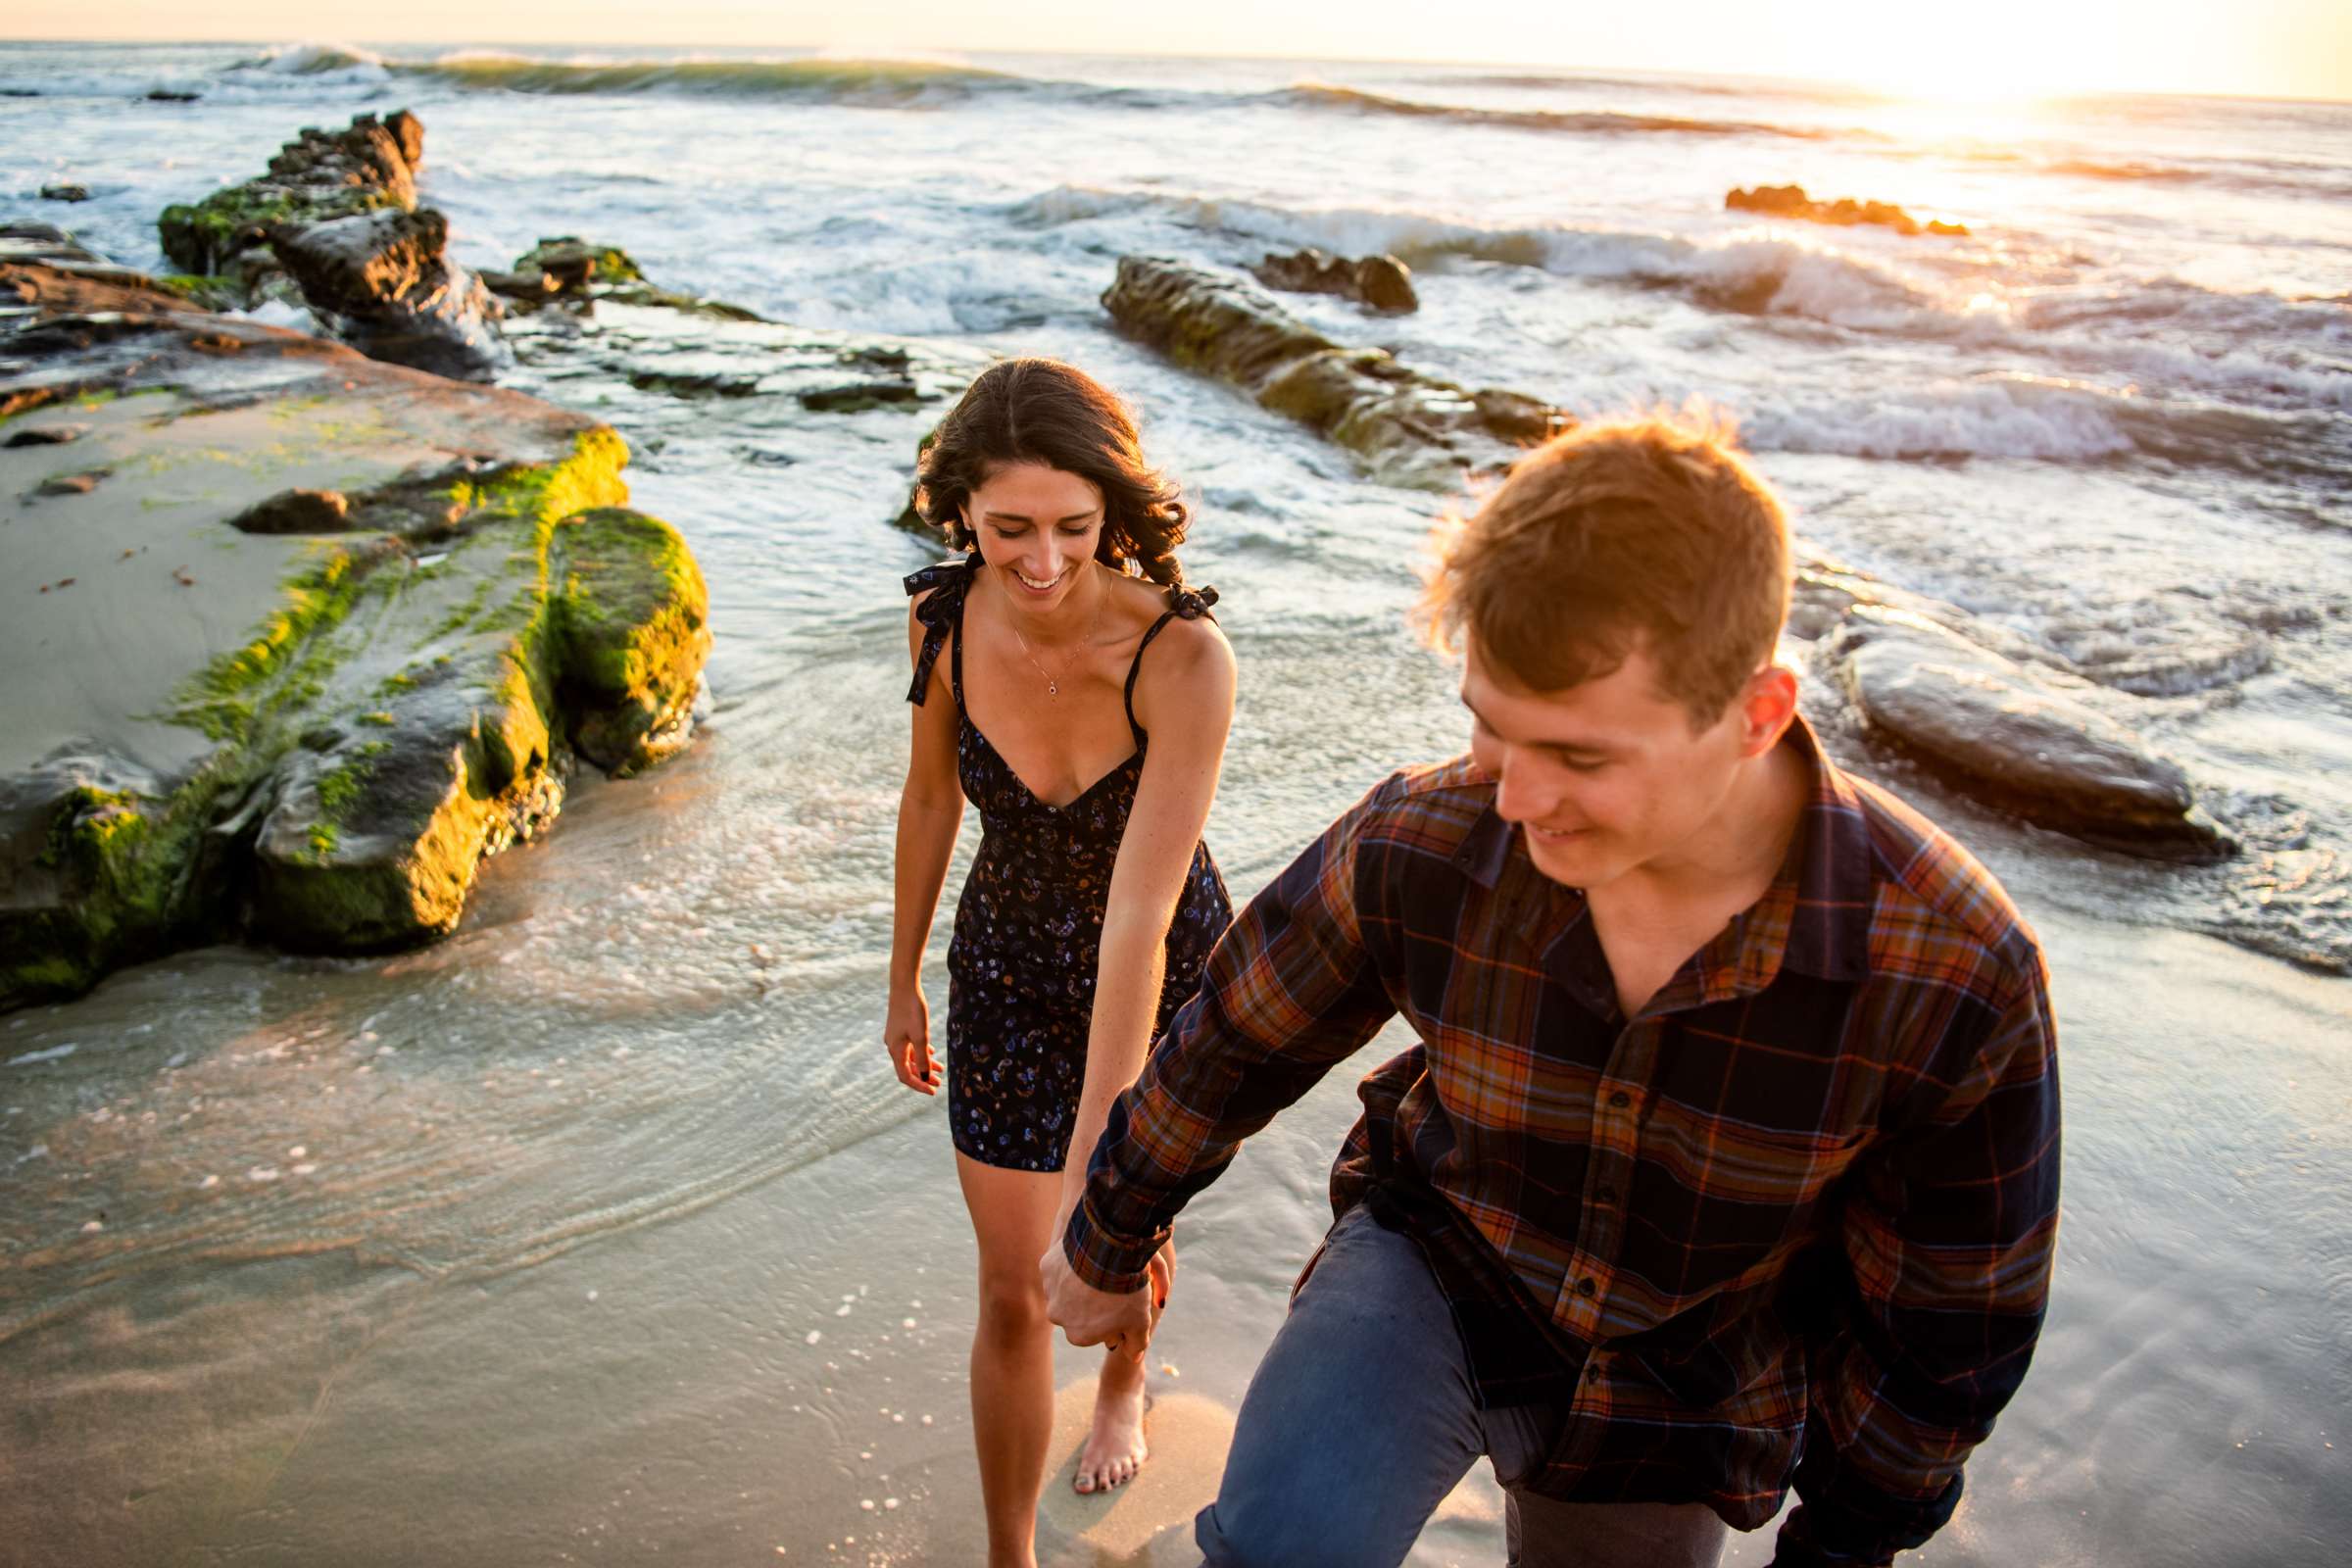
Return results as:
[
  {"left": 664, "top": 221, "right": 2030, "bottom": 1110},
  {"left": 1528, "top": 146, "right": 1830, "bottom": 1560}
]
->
[
  {"left": 1102, "top": 254, "right": 1563, "bottom": 489},
  {"left": 155, "top": 110, "right": 505, "bottom": 383},
  {"left": 158, "top": 112, "right": 419, "bottom": 281},
  {"left": 0, "top": 257, "right": 710, "bottom": 1004},
  {"left": 551, "top": 508, "right": 712, "bottom": 777}
]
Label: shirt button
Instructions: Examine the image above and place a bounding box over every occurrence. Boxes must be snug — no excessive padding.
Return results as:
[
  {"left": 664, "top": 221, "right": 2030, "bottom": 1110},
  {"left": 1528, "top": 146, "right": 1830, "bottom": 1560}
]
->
[
  {"left": 1594, "top": 1184, "right": 1618, "bottom": 1203},
  {"left": 1576, "top": 1276, "right": 1597, "bottom": 1298},
  {"left": 1608, "top": 1091, "right": 1631, "bottom": 1108},
  {"left": 1586, "top": 1364, "right": 1602, "bottom": 1384}
]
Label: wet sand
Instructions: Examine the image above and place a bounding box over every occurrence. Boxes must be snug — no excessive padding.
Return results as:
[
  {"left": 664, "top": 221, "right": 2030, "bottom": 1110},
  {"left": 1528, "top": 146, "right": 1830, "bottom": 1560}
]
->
[{"left": 6, "top": 895, "right": 2347, "bottom": 1567}]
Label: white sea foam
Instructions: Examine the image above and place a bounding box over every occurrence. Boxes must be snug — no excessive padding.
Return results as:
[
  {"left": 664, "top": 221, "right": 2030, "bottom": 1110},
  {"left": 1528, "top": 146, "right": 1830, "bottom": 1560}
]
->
[
  {"left": 1746, "top": 379, "right": 2138, "bottom": 462},
  {"left": 1013, "top": 182, "right": 2352, "bottom": 421}
]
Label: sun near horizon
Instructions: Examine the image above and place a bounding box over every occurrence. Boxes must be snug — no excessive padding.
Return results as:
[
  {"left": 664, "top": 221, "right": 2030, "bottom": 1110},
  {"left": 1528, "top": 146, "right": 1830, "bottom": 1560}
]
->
[{"left": 5, "top": 0, "right": 2351, "bottom": 104}]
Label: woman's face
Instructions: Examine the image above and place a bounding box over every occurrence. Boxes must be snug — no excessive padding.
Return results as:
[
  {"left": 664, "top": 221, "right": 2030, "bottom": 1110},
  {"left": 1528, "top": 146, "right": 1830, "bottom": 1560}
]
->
[{"left": 963, "top": 462, "right": 1105, "bottom": 616}]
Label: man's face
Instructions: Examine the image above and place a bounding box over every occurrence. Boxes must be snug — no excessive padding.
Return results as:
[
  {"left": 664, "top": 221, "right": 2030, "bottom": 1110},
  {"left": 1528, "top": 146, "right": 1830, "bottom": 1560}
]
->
[{"left": 1462, "top": 640, "right": 1771, "bottom": 892}]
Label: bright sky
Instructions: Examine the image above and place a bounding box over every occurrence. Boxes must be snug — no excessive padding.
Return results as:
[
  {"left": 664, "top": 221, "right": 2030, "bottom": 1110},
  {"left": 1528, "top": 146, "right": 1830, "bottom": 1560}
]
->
[{"left": 8, "top": 0, "right": 2351, "bottom": 102}]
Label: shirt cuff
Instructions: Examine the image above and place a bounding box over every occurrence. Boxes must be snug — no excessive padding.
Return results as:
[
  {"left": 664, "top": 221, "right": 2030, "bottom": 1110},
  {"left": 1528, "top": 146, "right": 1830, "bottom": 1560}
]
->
[{"left": 1061, "top": 1191, "right": 1161, "bottom": 1294}]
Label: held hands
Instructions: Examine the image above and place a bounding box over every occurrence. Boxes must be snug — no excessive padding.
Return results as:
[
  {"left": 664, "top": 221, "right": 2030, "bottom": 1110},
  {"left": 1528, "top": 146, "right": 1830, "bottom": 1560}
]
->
[
  {"left": 883, "top": 986, "right": 939, "bottom": 1095},
  {"left": 1041, "top": 1234, "right": 1177, "bottom": 1357}
]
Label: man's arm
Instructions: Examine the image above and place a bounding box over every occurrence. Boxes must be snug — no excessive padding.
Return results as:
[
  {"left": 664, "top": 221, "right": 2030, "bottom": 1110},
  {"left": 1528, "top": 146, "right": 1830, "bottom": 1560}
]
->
[
  {"left": 1058, "top": 781, "right": 1404, "bottom": 1297},
  {"left": 1775, "top": 957, "right": 2062, "bottom": 1567}
]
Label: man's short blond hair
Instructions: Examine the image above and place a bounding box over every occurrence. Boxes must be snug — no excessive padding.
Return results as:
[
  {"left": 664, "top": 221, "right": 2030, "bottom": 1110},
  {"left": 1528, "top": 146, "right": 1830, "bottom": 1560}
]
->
[{"left": 1420, "top": 415, "right": 1791, "bottom": 725}]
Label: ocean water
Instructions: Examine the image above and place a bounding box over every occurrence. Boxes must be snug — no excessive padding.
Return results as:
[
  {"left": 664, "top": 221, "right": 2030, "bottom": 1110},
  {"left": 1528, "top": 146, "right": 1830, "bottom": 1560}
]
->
[{"left": 1, "top": 40, "right": 2348, "bottom": 1567}]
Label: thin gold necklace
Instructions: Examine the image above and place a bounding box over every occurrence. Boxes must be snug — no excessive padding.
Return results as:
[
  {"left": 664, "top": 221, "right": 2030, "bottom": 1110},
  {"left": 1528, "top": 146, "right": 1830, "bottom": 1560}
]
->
[{"left": 1004, "top": 565, "right": 1104, "bottom": 700}]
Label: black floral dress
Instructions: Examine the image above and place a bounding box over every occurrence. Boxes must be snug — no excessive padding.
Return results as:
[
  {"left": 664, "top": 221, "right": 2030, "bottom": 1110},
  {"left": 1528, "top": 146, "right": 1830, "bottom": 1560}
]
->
[{"left": 905, "top": 554, "right": 1233, "bottom": 1173}]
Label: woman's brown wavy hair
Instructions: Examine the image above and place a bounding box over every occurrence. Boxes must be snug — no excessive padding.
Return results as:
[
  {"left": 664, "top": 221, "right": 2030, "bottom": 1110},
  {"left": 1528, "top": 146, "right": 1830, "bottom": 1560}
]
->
[{"left": 911, "top": 358, "right": 1191, "bottom": 587}]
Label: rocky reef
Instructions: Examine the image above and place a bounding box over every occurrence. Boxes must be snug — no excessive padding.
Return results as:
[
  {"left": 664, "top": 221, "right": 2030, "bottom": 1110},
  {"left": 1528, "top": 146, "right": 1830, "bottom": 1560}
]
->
[
  {"left": 1, "top": 249, "right": 709, "bottom": 1008},
  {"left": 1250, "top": 248, "right": 1419, "bottom": 313},
  {"left": 1725, "top": 184, "right": 1967, "bottom": 237},
  {"left": 157, "top": 111, "right": 505, "bottom": 381},
  {"left": 1102, "top": 254, "right": 1561, "bottom": 489}
]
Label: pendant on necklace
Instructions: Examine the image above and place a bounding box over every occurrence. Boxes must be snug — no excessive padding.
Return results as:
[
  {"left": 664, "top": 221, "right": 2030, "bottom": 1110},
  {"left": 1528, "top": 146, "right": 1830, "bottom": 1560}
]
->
[{"left": 1048, "top": 679, "right": 1058, "bottom": 697}]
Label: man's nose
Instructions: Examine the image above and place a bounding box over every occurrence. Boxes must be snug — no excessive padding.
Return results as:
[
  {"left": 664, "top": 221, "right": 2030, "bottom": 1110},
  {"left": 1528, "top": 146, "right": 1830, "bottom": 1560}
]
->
[{"left": 1492, "top": 752, "right": 1554, "bottom": 824}]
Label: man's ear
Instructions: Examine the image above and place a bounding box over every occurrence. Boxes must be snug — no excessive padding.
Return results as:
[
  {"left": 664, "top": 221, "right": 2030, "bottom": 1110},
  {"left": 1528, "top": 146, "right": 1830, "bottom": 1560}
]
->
[{"left": 1738, "top": 664, "right": 1800, "bottom": 757}]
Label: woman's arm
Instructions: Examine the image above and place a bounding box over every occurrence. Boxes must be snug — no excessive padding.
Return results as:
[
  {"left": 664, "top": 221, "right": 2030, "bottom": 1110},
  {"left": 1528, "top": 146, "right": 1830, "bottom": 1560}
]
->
[
  {"left": 1056, "top": 614, "right": 1237, "bottom": 1213},
  {"left": 886, "top": 593, "right": 967, "bottom": 1094}
]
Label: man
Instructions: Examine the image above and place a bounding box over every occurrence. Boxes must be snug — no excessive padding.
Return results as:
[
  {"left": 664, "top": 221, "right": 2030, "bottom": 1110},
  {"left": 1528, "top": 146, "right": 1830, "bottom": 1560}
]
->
[{"left": 1040, "top": 416, "right": 2060, "bottom": 1567}]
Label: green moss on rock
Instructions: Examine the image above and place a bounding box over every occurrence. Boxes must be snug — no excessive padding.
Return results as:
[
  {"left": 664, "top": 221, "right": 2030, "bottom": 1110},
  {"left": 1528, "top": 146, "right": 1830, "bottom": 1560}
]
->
[
  {"left": 552, "top": 507, "right": 711, "bottom": 776},
  {"left": 2, "top": 760, "right": 238, "bottom": 1009}
]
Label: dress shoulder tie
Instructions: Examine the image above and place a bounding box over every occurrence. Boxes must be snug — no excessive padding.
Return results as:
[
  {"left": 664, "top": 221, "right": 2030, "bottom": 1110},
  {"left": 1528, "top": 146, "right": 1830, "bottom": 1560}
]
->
[
  {"left": 903, "top": 555, "right": 977, "bottom": 706},
  {"left": 1122, "top": 580, "right": 1220, "bottom": 742}
]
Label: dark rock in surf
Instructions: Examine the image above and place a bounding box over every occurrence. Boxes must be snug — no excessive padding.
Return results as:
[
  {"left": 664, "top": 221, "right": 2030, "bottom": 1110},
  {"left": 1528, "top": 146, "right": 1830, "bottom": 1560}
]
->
[
  {"left": 1824, "top": 606, "right": 2230, "bottom": 860},
  {"left": 39, "top": 183, "right": 91, "bottom": 204},
  {"left": 155, "top": 110, "right": 506, "bottom": 381},
  {"left": 268, "top": 207, "right": 505, "bottom": 381},
  {"left": 1250, "top": 248, "right": 1420, "bottom": 313},
  {"left": 1102, "top": 254, "right": 1563, "bottom": 489}
]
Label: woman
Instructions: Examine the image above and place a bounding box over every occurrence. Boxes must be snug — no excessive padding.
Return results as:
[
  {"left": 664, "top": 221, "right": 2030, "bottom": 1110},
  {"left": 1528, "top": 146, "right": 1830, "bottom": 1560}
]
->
[{"left": 884, "top": 359, "right": 1235, "bottom": 1566}]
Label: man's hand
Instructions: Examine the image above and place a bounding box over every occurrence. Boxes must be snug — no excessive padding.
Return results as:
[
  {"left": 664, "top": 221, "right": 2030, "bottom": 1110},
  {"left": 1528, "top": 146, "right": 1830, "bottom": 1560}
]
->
[{"left": 1041, "top": 1240, "right": 1159, "bottom": 1355}]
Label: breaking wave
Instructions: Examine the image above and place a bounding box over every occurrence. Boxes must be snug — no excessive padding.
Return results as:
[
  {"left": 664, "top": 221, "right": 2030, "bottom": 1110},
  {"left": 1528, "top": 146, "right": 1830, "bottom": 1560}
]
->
[
  {"left": 1276, "top": 79, "right": 1850, "bottom": 140},
  {"left": 399, "top": 52, "right": 1016, "bottom": 104}
]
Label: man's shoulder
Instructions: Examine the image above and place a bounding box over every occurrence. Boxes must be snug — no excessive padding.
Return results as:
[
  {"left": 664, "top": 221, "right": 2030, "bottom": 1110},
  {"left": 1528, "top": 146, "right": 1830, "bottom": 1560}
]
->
[
  {"left": 1348, "top": 756, "right": 1495, "bottom": 855},
  {"left": 1842, "top": 768, "right": 2046, "bottom": 998}
]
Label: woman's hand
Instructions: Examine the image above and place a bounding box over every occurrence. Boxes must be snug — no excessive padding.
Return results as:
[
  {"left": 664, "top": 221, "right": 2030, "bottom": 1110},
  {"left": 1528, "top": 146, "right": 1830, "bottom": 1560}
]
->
[{"left": 883, "top": 986, "right": 939, "bottom": 1095}]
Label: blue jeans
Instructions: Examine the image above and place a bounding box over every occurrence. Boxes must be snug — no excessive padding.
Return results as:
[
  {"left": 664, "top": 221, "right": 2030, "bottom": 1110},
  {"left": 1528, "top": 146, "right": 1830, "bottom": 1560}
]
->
[{"left": 1196, "top": 1204, "right": 1731, "bottom": 1568}]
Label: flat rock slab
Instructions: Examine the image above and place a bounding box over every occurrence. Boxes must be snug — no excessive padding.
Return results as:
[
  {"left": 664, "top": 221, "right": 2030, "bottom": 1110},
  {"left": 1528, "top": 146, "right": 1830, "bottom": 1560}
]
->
[
  {"left": 1, "top": 260, "right": 709, "bottom": 1008},
  {"left": 504, "top": 295, "right": 990, "bottom": 416},
  {"left": 1825, "top": 606, "right": 2230, "bottom": 860}
]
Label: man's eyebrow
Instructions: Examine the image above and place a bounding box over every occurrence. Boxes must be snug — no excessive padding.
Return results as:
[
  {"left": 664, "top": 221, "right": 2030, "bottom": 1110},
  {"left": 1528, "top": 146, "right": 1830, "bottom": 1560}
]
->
[{"left": 1458, "top": 691, "right": 1612, "bottom": 756}]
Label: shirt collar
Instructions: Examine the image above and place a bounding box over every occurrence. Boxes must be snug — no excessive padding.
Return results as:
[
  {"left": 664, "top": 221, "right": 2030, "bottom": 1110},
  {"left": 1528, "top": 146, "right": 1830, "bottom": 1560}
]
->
[
  {"left": 1773, "top": 713, "right": 1876, "bottom": 983},
  {"left": 1448, "top": 711, "right": 1877, "bottom": 986}
]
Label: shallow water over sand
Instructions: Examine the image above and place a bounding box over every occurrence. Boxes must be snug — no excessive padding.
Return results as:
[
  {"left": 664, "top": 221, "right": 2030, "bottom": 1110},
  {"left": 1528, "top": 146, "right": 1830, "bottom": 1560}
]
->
[{"left": 4, "top": 40, "right": 2350, "bottom": 1566}]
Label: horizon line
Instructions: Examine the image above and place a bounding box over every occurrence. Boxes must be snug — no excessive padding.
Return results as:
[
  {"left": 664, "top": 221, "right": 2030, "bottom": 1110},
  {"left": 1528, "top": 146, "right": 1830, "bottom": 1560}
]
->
[{"left": 2, "top": 33, "right": 2347, "bottom": 108}]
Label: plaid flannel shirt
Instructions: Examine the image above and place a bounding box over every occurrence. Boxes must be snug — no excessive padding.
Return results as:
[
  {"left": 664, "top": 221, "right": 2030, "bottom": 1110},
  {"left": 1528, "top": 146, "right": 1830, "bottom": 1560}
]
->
[{"left": 1063, "top": 718, "right": 2060, "bottom": 1565}]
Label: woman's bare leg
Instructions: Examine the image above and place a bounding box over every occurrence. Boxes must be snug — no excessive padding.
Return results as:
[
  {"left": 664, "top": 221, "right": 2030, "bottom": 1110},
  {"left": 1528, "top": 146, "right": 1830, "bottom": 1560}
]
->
[
  {"left": 1076, "top": 1341, "right": 1151, "bottom": 1493},
  {"left": 956, "top": 1152, "right": 1061, "bottom": 1568}
]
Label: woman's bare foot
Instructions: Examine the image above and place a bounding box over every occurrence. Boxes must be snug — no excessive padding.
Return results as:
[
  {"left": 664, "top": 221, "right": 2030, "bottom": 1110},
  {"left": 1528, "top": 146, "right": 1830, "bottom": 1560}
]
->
[{"left": 1073, "top": 1350, "right": 1149, "bottom": 1494}]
